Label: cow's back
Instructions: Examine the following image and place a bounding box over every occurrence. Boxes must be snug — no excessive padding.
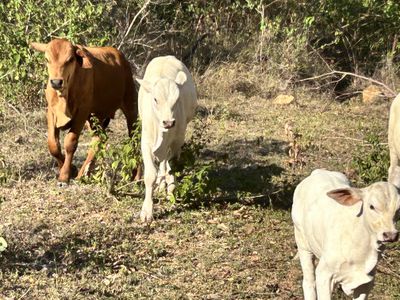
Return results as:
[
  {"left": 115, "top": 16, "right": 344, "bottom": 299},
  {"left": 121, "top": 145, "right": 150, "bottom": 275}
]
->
[
  {"left": 389, "top": 94, "right": 400, "bottom": 158},
  {"left": 86, "top": 46, "right": 134, "bottom": 119},
  {"left": 292, "top": 169, "right": 356, "bottom": 256}
]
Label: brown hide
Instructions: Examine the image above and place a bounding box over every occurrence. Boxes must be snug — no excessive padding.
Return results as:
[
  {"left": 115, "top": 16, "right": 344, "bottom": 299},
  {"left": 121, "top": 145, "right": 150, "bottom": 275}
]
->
[{"left": 31, "top": 38, "right": 138, "bottom": 184}]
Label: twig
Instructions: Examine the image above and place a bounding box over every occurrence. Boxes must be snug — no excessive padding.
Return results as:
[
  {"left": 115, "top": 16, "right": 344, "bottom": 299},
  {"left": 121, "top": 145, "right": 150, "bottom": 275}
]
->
[
  {"left": 17, "top": 286, "right": 31, "bottom": 300},
  {"left": 298, "top": 70, "right": 397, "bottom": 97},
  {"left": 118, "top": 0, "right": 151, "bottom": 50},
  {"left": 377, "top": 265, "right": 400, "bottom": 280},
  {"left": 46, "top": 20, "right": 70, "bottom": 39}
]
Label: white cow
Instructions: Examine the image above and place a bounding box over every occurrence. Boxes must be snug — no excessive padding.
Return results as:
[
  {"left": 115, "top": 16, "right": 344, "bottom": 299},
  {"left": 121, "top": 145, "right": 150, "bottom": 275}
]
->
[
  {"left": 388, "top": 93, "right": 400, "bottom": 187},
  {"left": 136, "top": 55, "right": 198, "bottom": 222},
  {"left": 292, "top": 169, "right": 400, "bottom": 300}
]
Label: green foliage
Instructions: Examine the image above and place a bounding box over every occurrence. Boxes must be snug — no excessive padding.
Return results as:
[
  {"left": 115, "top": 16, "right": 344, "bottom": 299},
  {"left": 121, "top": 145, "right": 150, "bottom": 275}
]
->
[
  {"left": 351, "top": 132, "right": 390, "bottom": 185},
  {"left": 0, "top": 0, "right": 114, "bottom": 107},
  {"left": 171, "top": 118, "right": 215, "bottom": 204},
  {"left": 85, "top": 118, "right": 142, "bottom": 193}
]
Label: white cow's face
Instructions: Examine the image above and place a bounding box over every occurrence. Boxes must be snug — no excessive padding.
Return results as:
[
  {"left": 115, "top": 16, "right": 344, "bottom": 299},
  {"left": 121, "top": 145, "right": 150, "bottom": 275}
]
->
[
  {"left": 327, "top": 183, "right": 400, "bottom": 243},
  {"left": 137, "top": 71, "right": 187, "bottom": 132},
  {"left": 362, "top": 183, "right": 400, "bottom": 243}
]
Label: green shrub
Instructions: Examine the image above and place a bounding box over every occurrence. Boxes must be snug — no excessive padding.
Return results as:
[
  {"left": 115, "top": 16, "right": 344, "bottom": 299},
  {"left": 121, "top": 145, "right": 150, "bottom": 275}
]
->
[
  {"left": 171, "top": 118, "right": 215, "bottom": 204},
  {"left": 0, "top": 0, "right": 113, "bottom": 107},
  {"left": 86, "top": 116, "right": 215, "bottom": 204},
  {"left": 351, "top": 132, "right": 390, "bottom": 185},
  {"left": 83, "top": 118, "right": 142, "bottom": 194}
]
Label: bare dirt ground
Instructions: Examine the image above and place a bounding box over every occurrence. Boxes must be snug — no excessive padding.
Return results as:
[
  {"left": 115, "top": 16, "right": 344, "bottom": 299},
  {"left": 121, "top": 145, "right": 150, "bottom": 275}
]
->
[{"left": 0, "top": 67, "right": 399, "bottom": 299}]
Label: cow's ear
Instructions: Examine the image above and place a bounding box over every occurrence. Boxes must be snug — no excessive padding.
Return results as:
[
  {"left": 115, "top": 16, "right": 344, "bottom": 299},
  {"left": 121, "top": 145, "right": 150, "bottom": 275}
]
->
[
  {"left": 327, "top": 188, "right": 363, "bottom": 206},
  {"left": 75, "top": 47, "right": 93, "bottom": 69},
  {"left": 136, "top": 78, "right": 152, "bottom": 93},
  {"left": 175, "top": 71, "right": 187, "bottom": 85},
  {"left": 30, "top": 42, "right": 47, "bottom": 52}
]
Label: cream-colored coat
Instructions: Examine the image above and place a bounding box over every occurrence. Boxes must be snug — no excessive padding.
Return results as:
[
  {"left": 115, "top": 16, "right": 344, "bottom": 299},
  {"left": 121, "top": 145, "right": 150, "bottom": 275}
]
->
[
  {"left": 388, "top": 93, "right": 400, "bottom": 187},
  {"left": 137, "top": 56, "right": 197, "bottom": 222},
  {"left": 292, "top": 169, "right": 400, "bottom": 300}
]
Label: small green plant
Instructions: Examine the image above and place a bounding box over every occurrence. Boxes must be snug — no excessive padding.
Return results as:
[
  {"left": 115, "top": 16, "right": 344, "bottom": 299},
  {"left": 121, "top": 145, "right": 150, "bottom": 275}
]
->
[
  {"left": 82, "top": 117, "right": 142, "bottom": 194},
  {"left": 351, "top": 132, "right": 390, "bottom": 185},
  {"left": 170, "top": 118, "right": 215, "bottom": 204}
]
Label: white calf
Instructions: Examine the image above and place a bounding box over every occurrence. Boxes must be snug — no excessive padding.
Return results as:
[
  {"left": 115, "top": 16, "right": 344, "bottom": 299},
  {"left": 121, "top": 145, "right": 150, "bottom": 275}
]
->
[
  {"left": 292, "top": 169, "right": 400, "bottom": 300},
  {"left": 136, "top": 56, "right": 197, "bottom": 222}
]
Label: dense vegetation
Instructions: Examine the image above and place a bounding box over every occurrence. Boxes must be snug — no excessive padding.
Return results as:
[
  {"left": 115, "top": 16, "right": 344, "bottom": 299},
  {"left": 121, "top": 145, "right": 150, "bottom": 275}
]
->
[
  {"left": 1, "top": 1, "right": 400, "bottom": 298},
  {"left": 1, "top": 0, "right": 399, "bottom": 109}
]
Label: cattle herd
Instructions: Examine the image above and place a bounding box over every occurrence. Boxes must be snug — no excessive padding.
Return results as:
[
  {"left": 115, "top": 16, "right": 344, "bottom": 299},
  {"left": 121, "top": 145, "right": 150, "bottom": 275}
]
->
[{"left": 30, "top": 38, "right": 399, "bottom": 299}]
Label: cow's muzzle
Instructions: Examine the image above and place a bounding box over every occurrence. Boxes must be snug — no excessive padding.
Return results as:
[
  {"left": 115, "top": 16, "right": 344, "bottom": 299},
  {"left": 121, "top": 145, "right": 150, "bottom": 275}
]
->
[
  {"left": 162, "top": 120, "right": 175, "bottom": 129},
  {"left": 382, "top": 231, "right": 399, "bottom": 243},
  {"left": 50, "top": 79, "right": 63, "bottom": 90}
]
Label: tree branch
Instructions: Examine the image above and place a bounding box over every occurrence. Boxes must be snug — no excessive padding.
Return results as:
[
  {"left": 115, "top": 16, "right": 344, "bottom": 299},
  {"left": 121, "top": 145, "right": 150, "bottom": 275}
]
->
[{"left": 298, "top": 70, "right": 397, "bottom": 97}]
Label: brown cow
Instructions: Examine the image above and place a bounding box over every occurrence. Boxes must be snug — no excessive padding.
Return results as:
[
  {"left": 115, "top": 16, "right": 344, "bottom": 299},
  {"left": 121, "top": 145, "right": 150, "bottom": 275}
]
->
[{"left": 31, "top": 38, "right": 138, "bottom": 185}]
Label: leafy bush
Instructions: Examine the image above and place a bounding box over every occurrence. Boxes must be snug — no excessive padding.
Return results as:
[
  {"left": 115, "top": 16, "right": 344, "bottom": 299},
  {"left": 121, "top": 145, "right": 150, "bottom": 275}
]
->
[
  {"left": 84, "top": 118, "right": 142, "bottom": 194},
  {"left": 87, "top": 116, "right": 215, "bottom": 204},
  {"left": 351, "top": 132, "right": 390, "bottom": 185},
  {"left": 170, "top": 118, "right": 215, "bottom": 203},
  {"left": 0, "top": 0, "right": 113, "bottom": 107}
]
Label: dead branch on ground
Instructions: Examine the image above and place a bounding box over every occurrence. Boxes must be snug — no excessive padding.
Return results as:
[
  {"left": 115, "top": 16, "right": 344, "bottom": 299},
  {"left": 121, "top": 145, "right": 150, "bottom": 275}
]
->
[{"left": 298, "top": 70, "right": 397, "bottom": 97}]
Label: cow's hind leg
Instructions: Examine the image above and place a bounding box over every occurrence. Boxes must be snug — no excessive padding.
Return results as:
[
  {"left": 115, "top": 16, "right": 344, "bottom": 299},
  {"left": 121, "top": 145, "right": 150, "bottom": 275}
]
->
[
  {"left": 388, "top": 150, "right": 400, "bottom": 188},
  {"left": 77, "top": 117, "right": 110, "bottom": 179},
  {"left": 156, "top": 160, "right": 167, "bottom": 193},
  {"left": 165, "top": 160, "right": 175, "bottom": 196}
]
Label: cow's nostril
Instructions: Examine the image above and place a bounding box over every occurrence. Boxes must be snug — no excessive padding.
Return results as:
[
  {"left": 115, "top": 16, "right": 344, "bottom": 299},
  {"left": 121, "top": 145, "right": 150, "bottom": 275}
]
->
[
  {"left": 50, "top": 79, "right": 63, "bottom": 90},
  {"left": 383, "top": 231, "right": 399, "bottom": 242},
  {"left": 162, "top": 120, "right": 175, "bottom": 128}
]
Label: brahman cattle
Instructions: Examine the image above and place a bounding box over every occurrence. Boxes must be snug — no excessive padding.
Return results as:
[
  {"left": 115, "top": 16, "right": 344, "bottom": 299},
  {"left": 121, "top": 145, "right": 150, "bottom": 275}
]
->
[
  {"left": 136, "top": 55, "right": 197, "bottom": 222},
  {"left": 31, "top": 38, "right": 138, "bottom": 185},
  {"left": 292, "top": 169, "right": 400, "bottom": 300}
]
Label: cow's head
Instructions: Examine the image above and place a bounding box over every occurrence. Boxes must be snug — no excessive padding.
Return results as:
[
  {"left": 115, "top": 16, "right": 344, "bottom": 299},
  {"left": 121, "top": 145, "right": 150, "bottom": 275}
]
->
[
  {"left": 327, "top": 182, "right": 400, "bottom": 243},
  {"left": 31, "top": 39, "right": 92, "bottom": 95},
  {"left": 137, "top": 71, "right": 187, "bottom": 132}
]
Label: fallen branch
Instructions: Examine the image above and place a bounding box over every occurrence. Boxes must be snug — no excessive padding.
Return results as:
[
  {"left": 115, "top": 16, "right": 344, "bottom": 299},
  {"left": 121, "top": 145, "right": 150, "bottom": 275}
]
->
[{"left": 298, "top": 70, "right": 397, "bottom": 97}]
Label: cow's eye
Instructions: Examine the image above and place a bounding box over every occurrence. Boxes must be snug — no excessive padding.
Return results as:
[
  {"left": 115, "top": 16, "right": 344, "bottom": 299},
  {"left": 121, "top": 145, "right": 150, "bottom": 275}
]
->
[
  {"left": 370, "top": 205, "right": 375, "bottom": 210},
  {"left": 154, "top": 98, "right": 158, "bottom": 103},
  {"left": 67, "top": 57, "right": 74, "bottom": 64}
]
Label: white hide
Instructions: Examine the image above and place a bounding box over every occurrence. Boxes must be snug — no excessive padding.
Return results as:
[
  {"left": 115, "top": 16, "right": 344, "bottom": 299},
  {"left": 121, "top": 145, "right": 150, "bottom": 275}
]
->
[
  {"left": 292, "top": 169, "right": 400, "bottom": 300},
  {"left": 388, "top": 93, "right": 400, "bottom": 187},
  {"left": 137, "top": 56, "right": 197, "bottom": 222}
]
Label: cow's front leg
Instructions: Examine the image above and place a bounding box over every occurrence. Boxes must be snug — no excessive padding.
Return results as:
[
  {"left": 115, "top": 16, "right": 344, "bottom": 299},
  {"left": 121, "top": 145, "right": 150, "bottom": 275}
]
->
[
  {"left": 58, "top": 131, "right": 79, "bottom": 185},
  {"left": 47, "top": 109, "right": 65, "bottom": 170},
  {"left": 140, "top": 143, "right": 157, "bottom": 223}
]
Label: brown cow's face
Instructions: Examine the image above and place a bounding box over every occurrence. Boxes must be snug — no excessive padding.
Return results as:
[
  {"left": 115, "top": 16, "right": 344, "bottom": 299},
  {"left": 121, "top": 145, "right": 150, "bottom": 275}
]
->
[{"left": 31, "top": 39, "right": 80, "bottom": 95}]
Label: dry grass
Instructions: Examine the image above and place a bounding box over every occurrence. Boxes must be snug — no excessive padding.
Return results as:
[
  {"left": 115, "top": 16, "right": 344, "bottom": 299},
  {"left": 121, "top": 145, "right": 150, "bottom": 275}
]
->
[{"left": 0, "top": 64, "right": 399, "bottom": 299}]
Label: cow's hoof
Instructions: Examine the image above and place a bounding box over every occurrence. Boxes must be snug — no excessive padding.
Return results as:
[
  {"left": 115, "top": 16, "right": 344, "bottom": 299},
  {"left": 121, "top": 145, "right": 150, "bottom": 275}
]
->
[
  {"left": 57, "top": 181, "right": 68, "bottom": 188},
  {"left": 140, "top": 209, "right": 153, "bottom": 223}
]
